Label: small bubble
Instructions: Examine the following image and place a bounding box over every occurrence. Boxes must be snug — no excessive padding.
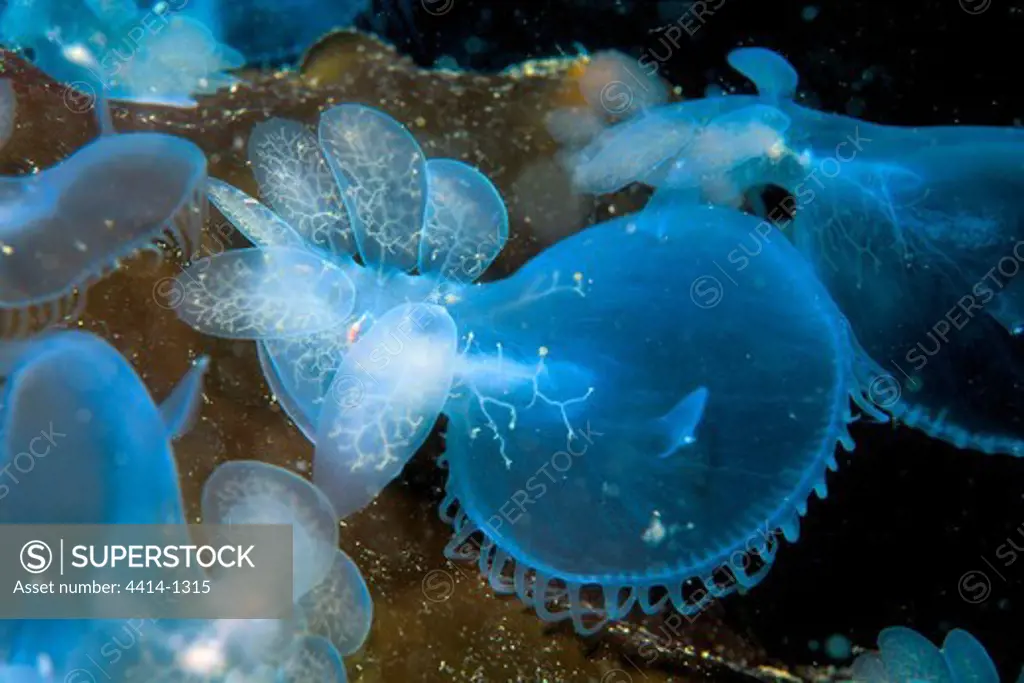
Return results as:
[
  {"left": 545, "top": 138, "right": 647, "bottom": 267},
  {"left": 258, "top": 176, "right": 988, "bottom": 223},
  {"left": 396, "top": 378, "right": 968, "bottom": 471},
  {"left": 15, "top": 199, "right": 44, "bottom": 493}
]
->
[
  {"left": 802, "top": 5, "right": 820, "bottom": 21},
  {"left": 824, "top": 634, "right": 852, "bottom": 660},
  {"left": 464, "top": 36, "right": 487, "bottom": 55}
]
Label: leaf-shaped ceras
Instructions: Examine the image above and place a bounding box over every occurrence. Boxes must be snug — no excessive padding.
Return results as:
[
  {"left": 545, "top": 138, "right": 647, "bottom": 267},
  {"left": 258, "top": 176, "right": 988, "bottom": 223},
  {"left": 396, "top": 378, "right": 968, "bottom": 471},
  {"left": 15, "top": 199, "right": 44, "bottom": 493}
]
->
[
  {"left": 248, "top": 118, "right": 356, "bottom": 261},
  {"left": 418, "top": 158, "right": 510, "bottom": 283},
  {"left": 318, "top": 104, "right": 428, "bottom": 273},
  {"left": 314, "top": 302, "right": 459, "bottom": 518},
  {"left": 176, "top": 247, "right": 357, "bottom": 339}
]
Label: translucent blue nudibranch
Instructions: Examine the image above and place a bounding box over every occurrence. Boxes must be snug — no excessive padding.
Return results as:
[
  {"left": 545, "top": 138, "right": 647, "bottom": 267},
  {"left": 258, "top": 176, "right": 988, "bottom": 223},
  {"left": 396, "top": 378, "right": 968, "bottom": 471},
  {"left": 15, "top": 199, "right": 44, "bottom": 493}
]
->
[
  {"left": 568, "top": 46, "right": 1024, "bottom": 459},
  {"left": 433, "top": 199, "right": 884, "bottom": 634},
  {"left": 0, "top": 0, "right": 244, "bottom": 107},
  {"left": 851, "top": 626, "right": 1007, "bottom": 683},
  {"left": 127, "top": 459, "right": 371, "bottom": 682},
  {"left": 173, "top": 103, "right": 508, "bottom": 518},
  {"left": 0, "top": 330, "right": 205, "bottom": 526},
  {"left": 0, "top": 100, "right": 206, "bottom": 336},
  {"left": 0, "top": 333, "right": 362, "bottom": 681},
  {"left": 0, "top": 330, "right": 208, "bottom": 676},
  {"left": 173, "top": 100, "right": 890, "bottom": 635}
]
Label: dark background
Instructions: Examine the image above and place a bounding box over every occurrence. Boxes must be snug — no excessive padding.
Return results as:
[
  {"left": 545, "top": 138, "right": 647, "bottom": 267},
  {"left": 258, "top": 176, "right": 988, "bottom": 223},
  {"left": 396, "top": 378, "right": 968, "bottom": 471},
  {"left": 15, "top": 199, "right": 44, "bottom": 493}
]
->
[{"left": 360, "top": 0, "right": 1024, "bottom": 677}]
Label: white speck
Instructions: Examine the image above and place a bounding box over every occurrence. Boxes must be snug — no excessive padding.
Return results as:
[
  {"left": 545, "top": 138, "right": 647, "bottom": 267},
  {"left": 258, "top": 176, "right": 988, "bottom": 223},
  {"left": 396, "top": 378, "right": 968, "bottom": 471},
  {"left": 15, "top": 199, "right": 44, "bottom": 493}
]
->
[
  {"left": 178, "top": 640, "right": 227, "bottom": 676},
  {"left": 36, "top": 654, "right": 53, "bottom": 678},
  {"left": 642, "top": 511, "right": 666, "bottom": 546},
  {"left": 62, "top": 43, "right": 97, "bottom": 69}
]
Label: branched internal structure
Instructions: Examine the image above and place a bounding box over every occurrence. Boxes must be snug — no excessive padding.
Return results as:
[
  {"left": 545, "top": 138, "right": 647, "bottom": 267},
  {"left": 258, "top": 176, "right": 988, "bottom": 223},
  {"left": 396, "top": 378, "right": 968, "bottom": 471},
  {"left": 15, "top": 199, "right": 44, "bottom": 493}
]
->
[
  {"left": 485, "top": 270, "right": 590, "bottom": 320},
  {"left": 457, "top": 332, "right": 595, "bottom": 469}
]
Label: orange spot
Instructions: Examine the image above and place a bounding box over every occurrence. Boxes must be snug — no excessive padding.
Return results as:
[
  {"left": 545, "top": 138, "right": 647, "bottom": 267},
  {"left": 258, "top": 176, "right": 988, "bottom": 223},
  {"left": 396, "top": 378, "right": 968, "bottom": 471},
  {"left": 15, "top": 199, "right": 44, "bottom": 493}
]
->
[{"left": 347, "top": 319, "right": 363, "bottom": 344}]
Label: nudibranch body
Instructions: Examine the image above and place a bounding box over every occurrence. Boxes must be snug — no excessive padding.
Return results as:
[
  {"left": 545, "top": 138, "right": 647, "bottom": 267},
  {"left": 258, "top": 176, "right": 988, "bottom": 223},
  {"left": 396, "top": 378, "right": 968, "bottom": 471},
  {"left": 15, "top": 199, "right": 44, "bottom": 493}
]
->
[
  {"left": 851, "top": 625, "right": 1012, "bottom": 683},
  {"left": 432, "top": 199, "right": 883, "bottom": 633},
  {"left": 0, "top": 102, "right": 206, "bottom": 336},
  {"left": 0, "top": 330, "right": 207, "bottom": 674},
  {"left": 0, "top": 330, "right": 204, "bottom": 527},
  {"left": 175, "top": 102, "right": 889, "bottom": 634},
  {"left": 0, "top": 0, "right": 243, "bottom": 107},
  {"left": 175, "top": 103, "right": 508, "bottom": 517},
  {"left": 312, "top": 301, "right": 459, "bottom": 519},
  {"left": 569, "top": 46, "right": 1024, "bottom": 459},
  {"left": 0, "top": 334, "right": 365, "bottom": 681},
  {"left": 158, "top": 459, "right": 371, "bottom": 681}
]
